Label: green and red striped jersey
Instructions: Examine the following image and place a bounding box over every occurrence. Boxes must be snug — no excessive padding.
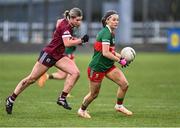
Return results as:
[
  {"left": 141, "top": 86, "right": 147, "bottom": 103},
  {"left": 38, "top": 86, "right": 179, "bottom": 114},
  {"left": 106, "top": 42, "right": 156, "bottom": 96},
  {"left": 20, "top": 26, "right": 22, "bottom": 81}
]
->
[{"left": 89, "top": 26, "right": 116, "bottom": 72}]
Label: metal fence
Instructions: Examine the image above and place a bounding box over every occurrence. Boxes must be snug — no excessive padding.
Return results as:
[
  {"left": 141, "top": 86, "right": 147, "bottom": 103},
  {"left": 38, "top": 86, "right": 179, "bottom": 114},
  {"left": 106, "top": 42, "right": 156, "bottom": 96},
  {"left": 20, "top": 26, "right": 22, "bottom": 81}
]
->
[
  {"left": 0, "top": 21, "right": 180, "bottom": 44},
  {"left": 132, "top": 22, "right": 180, "bottom": 44},
  {"left": 0, "top": 21, "right": 54, "bottom": 43}
]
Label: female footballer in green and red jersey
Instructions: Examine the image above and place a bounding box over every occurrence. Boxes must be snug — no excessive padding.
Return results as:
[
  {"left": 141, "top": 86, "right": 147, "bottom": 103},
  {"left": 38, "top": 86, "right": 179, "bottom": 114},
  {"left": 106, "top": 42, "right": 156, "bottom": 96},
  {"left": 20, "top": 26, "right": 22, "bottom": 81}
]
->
[{"left": 77, "top": 10, "right": 132, "bottom": 118}]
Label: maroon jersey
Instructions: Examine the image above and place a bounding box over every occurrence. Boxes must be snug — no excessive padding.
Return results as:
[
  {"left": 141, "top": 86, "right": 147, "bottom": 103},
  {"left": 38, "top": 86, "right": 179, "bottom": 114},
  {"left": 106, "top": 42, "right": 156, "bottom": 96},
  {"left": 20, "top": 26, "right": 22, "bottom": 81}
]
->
[{"left": 43, "top": 19, "right": 73, "bottom": 60}]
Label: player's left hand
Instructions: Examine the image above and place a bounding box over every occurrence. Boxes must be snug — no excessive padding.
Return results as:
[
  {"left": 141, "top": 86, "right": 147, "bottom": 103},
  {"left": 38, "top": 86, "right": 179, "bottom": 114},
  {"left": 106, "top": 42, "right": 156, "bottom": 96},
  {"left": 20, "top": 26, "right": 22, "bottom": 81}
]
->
[
  {"left": 122, "top": 61, "right": 131, "bottom": 68},
  {"left": 81, "top": 34, "right": 89, "bottom": 43},
  {"left": 119, "top": 58, "right": 130, "bottom": 68}
]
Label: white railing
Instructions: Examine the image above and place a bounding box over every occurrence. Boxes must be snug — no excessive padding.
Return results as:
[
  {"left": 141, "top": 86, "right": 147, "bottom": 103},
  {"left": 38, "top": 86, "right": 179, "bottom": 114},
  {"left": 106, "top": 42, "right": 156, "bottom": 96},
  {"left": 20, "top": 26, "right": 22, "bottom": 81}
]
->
[
  {"left": 0, "top": 21, "right": 180, "bottom": 44},
  {"left": 0, "top": 21, "right": 54, "bottom": 44}
]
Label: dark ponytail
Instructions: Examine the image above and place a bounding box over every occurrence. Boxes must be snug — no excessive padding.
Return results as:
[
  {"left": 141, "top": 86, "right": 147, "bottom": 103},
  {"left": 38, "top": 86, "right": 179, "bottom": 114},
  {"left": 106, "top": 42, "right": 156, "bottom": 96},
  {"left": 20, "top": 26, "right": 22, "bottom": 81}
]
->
[
  {"left": 101, "top": 10, "right": 118, "bottom": 27},
  {"left": 101, "top": 17, "right": 106, "bottom": 27}
]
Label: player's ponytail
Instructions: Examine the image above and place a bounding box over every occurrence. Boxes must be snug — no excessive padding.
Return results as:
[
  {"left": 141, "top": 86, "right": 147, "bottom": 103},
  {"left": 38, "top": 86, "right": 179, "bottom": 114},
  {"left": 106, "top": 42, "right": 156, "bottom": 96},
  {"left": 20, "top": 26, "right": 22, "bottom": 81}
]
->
[
  {"left": 101, "top": 10, "right": 118, "bottom": 27},
  {"left": 101, "top": 17, "right": 106, "bottom": 27},
  {"left": 64, "top": 10, "right": 70, "bottom": 20}
]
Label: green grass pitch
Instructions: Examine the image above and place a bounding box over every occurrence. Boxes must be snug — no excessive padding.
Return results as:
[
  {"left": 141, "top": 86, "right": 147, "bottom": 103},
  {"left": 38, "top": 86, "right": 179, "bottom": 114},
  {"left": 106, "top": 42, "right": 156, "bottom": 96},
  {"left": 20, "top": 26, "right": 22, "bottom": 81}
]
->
[{"left": 0, "top": 53, "right": 180, "bottom": 127}]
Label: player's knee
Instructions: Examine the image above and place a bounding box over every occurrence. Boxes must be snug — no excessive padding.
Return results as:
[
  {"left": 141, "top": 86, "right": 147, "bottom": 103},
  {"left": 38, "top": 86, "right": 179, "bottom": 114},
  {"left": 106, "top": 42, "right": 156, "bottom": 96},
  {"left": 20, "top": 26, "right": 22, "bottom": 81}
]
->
[
  {"left": 121, "top": 80, "right": 129, "bottom": 91},
  {"left": 21, "top": 77, "right": 35, "bottom": 87},
  {"left": 26, "top": 76, "right": 36, "bottom": 84},
  {"left": 123, "top": 85, "right": 129, "bottom": 92},
  {"left": 73, "top": 70, "right": 80, "bottom": 78}
]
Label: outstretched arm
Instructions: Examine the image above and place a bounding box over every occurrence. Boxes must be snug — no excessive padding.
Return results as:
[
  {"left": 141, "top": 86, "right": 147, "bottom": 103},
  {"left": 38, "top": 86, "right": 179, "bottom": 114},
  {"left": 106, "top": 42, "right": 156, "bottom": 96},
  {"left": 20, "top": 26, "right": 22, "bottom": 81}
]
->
[
  {"left": 63, "top": 37, "right": 82, "bottom": 47},
  {"left": 63, "top": 35, "right": 89, "bottom": 47}
]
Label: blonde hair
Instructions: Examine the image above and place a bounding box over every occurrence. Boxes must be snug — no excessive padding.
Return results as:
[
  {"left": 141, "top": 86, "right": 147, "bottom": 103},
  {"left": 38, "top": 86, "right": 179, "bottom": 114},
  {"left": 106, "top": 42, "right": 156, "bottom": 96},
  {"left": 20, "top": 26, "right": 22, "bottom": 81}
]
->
[{"left": 64, "top": 8, "right": 83, "bottom": 20}]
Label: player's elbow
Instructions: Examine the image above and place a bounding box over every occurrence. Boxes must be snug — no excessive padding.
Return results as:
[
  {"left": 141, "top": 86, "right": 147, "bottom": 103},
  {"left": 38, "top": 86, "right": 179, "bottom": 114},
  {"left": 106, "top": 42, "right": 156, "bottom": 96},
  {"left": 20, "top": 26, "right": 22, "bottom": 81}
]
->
[{"left": 63, "top": 38, "right": 73, "bottom": 47}]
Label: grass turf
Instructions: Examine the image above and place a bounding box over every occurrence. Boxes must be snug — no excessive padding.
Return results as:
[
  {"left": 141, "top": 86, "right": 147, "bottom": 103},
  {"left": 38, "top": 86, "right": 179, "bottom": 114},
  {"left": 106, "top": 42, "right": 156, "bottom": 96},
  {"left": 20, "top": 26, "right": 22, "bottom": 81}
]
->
[{"left": 0, "top": 53, "right": 180, "bottom": 127}]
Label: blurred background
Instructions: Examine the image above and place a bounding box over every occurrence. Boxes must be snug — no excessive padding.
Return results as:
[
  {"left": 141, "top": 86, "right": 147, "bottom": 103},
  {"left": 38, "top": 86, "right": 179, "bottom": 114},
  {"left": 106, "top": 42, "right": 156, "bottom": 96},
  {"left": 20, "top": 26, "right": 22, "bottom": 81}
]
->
[
  {"left": 0, "top": 0, "right": 180, "bottom": 53},
  {"left": 1, "top": 1, "right": 180, "bottom": 127}
]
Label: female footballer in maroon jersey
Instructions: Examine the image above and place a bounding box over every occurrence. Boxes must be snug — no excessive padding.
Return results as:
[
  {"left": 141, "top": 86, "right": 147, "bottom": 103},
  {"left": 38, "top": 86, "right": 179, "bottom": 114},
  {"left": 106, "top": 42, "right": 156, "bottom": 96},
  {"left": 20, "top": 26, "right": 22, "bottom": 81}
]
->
[
  {"left": 5, "top": 7, "right": 89, "bottom": 114},
  {"left": 37, "top": 18, "right": 79, "bottom": 98},
  {"left": 77, "top": 10, "right": 132, "bottom": 118}
]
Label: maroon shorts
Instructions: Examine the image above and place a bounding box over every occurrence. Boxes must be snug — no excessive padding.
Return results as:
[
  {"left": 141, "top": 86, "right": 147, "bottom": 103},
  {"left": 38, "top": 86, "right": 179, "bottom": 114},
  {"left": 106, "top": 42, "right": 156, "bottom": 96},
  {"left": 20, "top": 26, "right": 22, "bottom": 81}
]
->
[
  {"left": 87, "top": 65, "right": 116, "bottom": 82},
  {"left": 38, "top": 51, "right": 58, "bottom": 67}
]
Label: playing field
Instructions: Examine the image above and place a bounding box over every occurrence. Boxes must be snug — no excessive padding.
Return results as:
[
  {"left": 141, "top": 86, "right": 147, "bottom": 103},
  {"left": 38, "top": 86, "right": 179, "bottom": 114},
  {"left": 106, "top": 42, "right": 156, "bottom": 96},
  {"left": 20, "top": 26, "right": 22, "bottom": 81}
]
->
[{"left": 0, "top": 53, "right": 180, "bottom": 127}]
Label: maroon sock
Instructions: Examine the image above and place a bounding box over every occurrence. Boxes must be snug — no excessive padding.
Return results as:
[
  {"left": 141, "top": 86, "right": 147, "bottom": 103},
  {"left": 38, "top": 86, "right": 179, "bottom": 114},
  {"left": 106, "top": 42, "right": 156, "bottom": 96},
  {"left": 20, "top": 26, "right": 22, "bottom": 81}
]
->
[
  {"left": 59, "top": 91, "right": 68, "bottom": 100},
  {"left": 10, "top": 93, "right": 17, "bottom": 101}
]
